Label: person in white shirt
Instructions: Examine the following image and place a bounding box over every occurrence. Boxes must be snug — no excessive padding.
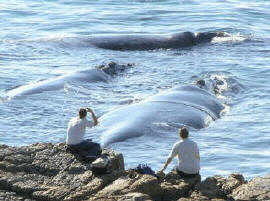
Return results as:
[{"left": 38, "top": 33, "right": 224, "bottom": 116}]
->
[
  {"left": 66, "top": 108, "right": 99, "bottom": 154},
  {"left": 159, "top": 126, "right": 200, "bottom": 178}
]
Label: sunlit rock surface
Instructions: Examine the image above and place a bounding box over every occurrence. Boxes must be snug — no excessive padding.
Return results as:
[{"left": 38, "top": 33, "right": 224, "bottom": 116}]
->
[{"left": 0, "top": 143, "right": 268, "bottom": 201}]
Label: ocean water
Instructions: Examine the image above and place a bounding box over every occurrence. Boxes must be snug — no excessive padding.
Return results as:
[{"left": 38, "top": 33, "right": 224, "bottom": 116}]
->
[{"left": 0, "top": 0, "right": 270, "bottom": 179}]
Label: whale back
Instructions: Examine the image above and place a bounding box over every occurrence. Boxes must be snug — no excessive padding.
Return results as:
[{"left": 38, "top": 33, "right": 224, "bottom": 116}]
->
[
  {"left": 6, "top": 68, "right": 109, "bottom": 99},
  {"left": 88, "top": 31, "right": 229, "bottom": 51},
  {"left": 6, "top": 76, "right": 66, "bottom": 98},
  {"left": 89, "top": 35, "right": 167, "bottom": 51},
  {"left": 98, "top": 100, "right": 209, "bottom": 147},
  {"left": 170, "top": 32, "right": 196, "bottom": 47},
  {"left": 157, "top": 85, "right": 225, "bottom": 119},
  {"left": 6, "top": 61, "right": 134, "bottom": 99},
  {"left": 97, "top": 85, "right": 224, "bottom": 147},
  {"left": 75, "top": 69, "right": 109, "bottom": 82},
  {"left": 89, "top": 32, "right": 199, "bottom": 50}
]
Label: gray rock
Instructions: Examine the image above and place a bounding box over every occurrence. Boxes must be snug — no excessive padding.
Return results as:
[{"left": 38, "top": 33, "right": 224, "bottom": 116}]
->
[
  {"left": 194, "top": 176, "right": 226, "bottom": 199},
  {"left": 222, "top": 173, "right": 246, "bottom": 195},
  {"left": 160, "top": 170, "right": 201, "bottom": 201},
  {"left": 0, "top": 143, "right": 268, "bottom": 201},
  {"left": 118, "top": 192, "right": 153, "bottom": 201},
  {"left": 0, "top": 190, "right": 35, "bottom": 201},
  {"left": 231, "top": 174, "right": 270, "bottom": 201},
  {"left": 192, "top": 173, "right": 246, "bottom": 200},
  {"left": 0, "top": 143, "right": 124, "bottom": 201},
  {"left": 88, "top": 170, "right": 162, "bottom": 201}
]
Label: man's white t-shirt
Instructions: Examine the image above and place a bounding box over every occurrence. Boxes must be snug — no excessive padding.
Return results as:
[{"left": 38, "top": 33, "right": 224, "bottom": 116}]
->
[
  {"left": 168, "top": 138, "right": 200, "bottom": 174},
  {"left": 66, "top": 117, "right": 94, "bottom": 145}
]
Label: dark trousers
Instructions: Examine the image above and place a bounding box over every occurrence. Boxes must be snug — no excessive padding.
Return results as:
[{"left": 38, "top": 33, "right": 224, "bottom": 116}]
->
[
  {"left": 67, "top": 139, "right": 101, "bottom": 160},
  {"left": 176, "top": 169, "right": 199, "bottom": 178},
  {"left": 71, "top": 139, "right": 96, "bottom": 150}
]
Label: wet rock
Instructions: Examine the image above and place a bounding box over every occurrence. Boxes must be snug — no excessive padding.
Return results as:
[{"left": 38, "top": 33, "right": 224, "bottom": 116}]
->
[{"left": 231, "top": 174, "right": 270, "bottom": 201}]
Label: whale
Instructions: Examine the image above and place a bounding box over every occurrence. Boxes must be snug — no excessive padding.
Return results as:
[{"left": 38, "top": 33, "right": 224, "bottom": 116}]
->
[
  {"left": 6, "top": 69, "right": 108, "bottom": 99},
  {"left": 88, "top": 31, "right": 228, "bottom": 51},
  {"left": 94, "top": 84, "right": 225, "bottom": 147},
  {"left": 6, "top": 62, "right": 131, "bottom": 99}
]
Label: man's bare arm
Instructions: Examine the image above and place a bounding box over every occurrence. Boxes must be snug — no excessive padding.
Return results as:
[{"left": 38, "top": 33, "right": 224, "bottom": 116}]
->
[
  {"left": 159, "top": 157, "right": 173, "bottom": 173},
  {"left": 87, "top": 108, "right": 98, "bottom": 126}
]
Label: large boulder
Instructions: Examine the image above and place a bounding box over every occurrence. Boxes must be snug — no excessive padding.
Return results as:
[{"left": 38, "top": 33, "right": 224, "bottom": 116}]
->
[
  {"left": 87, "top": 169, "right": 201, "bottom": 201},
  {"left": 160, "top": 170, "right": 201, "bottom": 201},
  {"left": 230, "top": 174, "right": 270, "bottom": 201},
  {"left": 87, "top": 169, "right": 162, "bottom": 201},
  {"left": 176, "top": 173, "right": 246, "bottom": 201},
  {"left": 188, "top": 173, "right": 246, "bottom": 200}
]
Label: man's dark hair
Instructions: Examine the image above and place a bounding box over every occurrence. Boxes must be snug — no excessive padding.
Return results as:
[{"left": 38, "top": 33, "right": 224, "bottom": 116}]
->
[
  {"left": 79, "top": 108, "right": 87, "bottom": 119},
  {"left": 179, "top": 126, "right": 189, "bottom": 139}
]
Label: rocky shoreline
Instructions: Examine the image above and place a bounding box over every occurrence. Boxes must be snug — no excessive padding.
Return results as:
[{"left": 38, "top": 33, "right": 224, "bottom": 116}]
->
[{"left": 0, "top": 143, "right": 269, "bottom": 201}]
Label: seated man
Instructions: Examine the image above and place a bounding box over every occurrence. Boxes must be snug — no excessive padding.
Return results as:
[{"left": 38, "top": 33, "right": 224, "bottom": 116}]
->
[
  {"left": 159, "top": 126, "right": 200, "bottom": 178},
  {"left": 66, "top": 108, "right": 101, "bottom": 158}
]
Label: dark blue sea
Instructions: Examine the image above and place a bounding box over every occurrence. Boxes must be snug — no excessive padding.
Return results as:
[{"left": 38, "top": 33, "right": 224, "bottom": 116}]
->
[{"left": 0, "top": 0, "right": 269, "bottom": 179}]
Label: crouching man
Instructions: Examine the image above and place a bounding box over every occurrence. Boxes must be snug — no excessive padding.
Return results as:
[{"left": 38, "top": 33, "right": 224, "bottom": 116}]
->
[{"left": 66, "top": 107, "right": 101, "bottom": 160}]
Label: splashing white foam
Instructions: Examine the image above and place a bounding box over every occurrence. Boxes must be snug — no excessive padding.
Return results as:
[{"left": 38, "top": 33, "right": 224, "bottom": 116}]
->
[
  {"left": 24, "top": 33, "right": 78, "bottom": 42},
  {"left": 211, "top": 33, "right": 247, "bottom": 43}
]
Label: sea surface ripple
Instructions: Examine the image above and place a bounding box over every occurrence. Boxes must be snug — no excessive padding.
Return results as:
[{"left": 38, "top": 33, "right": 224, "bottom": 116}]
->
[{"left": 0, "top": 0, "right": 270, "bottom": 179}]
